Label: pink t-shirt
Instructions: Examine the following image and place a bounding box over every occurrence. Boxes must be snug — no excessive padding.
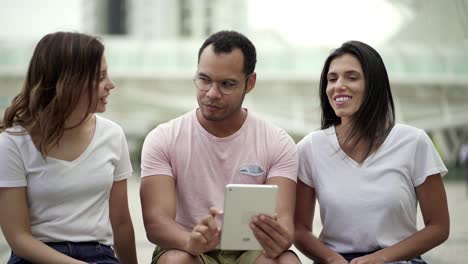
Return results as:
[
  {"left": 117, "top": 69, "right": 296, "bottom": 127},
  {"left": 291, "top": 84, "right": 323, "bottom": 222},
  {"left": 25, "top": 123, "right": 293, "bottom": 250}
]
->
[{"left": 141, "top": 109, "right": 298, "bottom": 230}]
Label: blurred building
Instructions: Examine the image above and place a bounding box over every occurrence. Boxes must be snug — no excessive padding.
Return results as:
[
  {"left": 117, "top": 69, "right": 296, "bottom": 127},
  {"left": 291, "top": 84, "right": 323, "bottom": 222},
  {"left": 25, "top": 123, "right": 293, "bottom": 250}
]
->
[
  {"left": 390, "top": 0, "right": 468, "bottom": 46},
  {"left": 82, "top": 0, "right": 247, "bottom": 39}
]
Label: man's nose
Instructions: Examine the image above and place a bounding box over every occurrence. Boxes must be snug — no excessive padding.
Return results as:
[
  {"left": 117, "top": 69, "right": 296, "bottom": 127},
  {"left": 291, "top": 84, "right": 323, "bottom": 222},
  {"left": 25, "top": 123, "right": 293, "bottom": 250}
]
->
[{"left": 206, "top": 82, "right": 222, "bottom": 97}]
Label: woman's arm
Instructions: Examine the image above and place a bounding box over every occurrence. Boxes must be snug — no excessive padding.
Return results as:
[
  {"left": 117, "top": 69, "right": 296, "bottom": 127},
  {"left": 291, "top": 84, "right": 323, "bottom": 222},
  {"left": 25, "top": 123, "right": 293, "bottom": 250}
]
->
[
  {"left": 0, "top": 187, "right": 86, "bottom": 264},
  {"left": 109, "top": 179, "right": 138, "bottom": 264},
  {"left": 350, "top": 174, "right": 450, "bottom": 264},
  {"left": 294, "top": 180, "right": 348, "bottom": 264}
]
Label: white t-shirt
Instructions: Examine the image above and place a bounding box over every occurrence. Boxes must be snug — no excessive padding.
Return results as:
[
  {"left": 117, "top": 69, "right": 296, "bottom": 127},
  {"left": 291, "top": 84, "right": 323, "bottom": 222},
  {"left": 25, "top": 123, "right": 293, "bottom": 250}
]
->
[
  {"left": 0, "top": 115, "right": 133, "bottom": 245},
  {"left": 297, "top": 124, "right": 447, "bottom": 253},
  {"left": 141, "top": 109, "right": 298, "bottom": 230}
]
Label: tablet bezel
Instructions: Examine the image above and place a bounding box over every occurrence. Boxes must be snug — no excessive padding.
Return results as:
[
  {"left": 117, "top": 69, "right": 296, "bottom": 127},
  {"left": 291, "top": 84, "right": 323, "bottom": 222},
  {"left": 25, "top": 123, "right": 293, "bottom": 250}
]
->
[{"left": 218, "top": 184, "right": 278, "bottom": 250}]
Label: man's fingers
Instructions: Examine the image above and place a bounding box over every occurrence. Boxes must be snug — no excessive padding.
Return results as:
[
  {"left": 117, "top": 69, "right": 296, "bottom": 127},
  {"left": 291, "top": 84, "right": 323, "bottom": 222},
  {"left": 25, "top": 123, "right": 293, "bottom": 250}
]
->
[
  {"left": 207, "top": 232, "right": 221, "bottom": 248},
  {"left": 250, "top": 222, "right": 282, "bottom": 258},
  {"left": 190, "top": 229, "right": 208, "bottom": 244},
  {"left": 200, "top": 213, "right": 219, "bottom": 233},
  {"left": 193, "top": 225, "right": 211, "bottom": 242},
  {"left": 249, "top": 215, "right": 293, "bottom": 259},
  {"left": 195, "top": 223, "right": 219, "bottom": 242},
  {"left": 209, "top": 207, "right": 223, "bottom": 217},
  {"left": 252, "top": 215, "right": 289, "bottom": 246},
  {"left": 256, "top": 214, "right": 289, "bottom": 238},
  {"left": 252, "top": 230, "right": 280, "bottom": 258}
]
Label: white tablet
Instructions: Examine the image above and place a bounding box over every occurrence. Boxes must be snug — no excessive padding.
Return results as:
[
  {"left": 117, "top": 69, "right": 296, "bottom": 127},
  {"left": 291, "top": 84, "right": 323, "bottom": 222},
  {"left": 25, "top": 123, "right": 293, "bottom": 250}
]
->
[{"left": 218, "top": 184, "right": 278, "bottom": 250}]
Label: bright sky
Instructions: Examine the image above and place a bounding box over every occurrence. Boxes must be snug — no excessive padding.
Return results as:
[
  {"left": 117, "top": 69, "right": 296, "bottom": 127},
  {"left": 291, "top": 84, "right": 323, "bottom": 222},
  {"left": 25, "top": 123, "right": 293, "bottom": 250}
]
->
[
  {"left": 0, "top": 0, "right": 405, "bottom": 46},
  {"left": 0, "top": 0, "right": 82, "bottom": 39},
  {"left": 248, "top": 0, "right": 405, "bottom": 46}
]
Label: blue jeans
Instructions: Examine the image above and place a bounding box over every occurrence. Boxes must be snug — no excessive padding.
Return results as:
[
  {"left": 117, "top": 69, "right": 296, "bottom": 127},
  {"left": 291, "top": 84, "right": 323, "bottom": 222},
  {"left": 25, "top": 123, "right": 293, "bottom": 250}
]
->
[
  {"left": 340, "top": 252, "right": 427, "bottom": 264},
  {"left": 8, "top": 241, "right": 119, "bottom": 264}
]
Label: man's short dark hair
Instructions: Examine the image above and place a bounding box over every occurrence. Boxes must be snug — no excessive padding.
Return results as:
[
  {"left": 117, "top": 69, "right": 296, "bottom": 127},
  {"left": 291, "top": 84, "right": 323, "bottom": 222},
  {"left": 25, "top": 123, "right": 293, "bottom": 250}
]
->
[{"left": 198, "top": 30, "right": 257, "bottom": 75}]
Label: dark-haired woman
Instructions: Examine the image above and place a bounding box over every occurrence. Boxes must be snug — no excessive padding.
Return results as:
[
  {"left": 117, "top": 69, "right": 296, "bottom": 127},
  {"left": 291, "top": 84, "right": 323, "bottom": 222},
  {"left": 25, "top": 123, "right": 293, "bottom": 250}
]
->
[
  {"left": 0, "top": 32, "right": 137, "bottom": 264},
  {"left": 294, "top": 41, "right": 449, "bottom": 264}
]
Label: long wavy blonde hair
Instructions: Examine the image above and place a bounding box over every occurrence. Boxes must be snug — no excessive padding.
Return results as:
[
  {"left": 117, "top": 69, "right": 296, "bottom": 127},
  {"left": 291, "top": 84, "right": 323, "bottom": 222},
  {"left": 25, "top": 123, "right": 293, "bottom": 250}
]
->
[{"left": 1, "top": 32, "right": 104, "bottom": 156}]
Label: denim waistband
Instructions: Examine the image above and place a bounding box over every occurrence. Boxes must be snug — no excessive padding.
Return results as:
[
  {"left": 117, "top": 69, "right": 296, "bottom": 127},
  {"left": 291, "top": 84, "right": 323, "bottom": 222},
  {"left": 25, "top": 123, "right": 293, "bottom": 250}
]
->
[
  {"left": 340, "top": 251, "right": 423, "bottom": 263},
  {"left": 44, "top": 241, "right": 109, "bottom": 246},
  {"left": 8, "top": 241, "right": 117, "bottom": 264}
]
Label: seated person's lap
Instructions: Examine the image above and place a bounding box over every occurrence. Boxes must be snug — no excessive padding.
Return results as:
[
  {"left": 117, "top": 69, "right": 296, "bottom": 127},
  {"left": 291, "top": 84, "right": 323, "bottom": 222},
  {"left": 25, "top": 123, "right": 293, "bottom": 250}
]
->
[
  {"left": 152, "top": 246, "right": 263, "bottom": 264},
  {"left": 8, "top": 241, "right": 119, "bottom": 264}
]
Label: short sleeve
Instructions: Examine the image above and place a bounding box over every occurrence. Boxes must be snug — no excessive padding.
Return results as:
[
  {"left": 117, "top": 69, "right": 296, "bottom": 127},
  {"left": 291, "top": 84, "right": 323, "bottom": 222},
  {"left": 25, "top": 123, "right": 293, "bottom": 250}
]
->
[
  {"left": 113, "top": 128, "right": 133, "bottom": 181},
  {"left": 412, "top": 130, "right": 448, "bottom": 186},
  {"left": 140, "top": 125, "right": 173, "bottom": 178},
  {"left": 266, "top": 129, "right": 298, "bottom": 182},
  {"left": 297, "top": 134, "right": 315, "bottom": 188},
  {"left": 0, "top": 132, "right": 27, "bottom": 187}
]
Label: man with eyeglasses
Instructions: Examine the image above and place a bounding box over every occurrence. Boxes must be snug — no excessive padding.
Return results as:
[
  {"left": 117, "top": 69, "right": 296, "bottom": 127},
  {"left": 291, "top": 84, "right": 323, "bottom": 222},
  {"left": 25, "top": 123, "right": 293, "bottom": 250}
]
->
[{"left": 140, "top": 30, "right": 300, "bottom": 264}]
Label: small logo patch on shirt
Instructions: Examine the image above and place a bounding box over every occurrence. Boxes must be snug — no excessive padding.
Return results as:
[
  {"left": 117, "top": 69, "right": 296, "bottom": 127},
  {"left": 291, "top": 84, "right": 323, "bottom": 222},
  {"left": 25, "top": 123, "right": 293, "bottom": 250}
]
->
[{"left": 239, "top": 165, "right": 264, "bottom": 176}]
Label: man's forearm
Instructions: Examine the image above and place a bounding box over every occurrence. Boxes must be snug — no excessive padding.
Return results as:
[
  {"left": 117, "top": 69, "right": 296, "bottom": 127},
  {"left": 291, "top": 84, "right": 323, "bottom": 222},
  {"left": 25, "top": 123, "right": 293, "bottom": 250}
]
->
[
  {"left": 145, "top": 217, "right": 192, "bottom": 251},
  {"left": 277, "top": 215, "right": 295, "bottom": 245}
]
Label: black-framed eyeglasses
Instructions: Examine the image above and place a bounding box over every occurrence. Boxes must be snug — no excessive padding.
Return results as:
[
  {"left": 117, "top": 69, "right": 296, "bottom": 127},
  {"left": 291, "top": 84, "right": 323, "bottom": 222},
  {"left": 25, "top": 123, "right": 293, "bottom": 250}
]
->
[{"left": 193, "top": 73, "right": 252, "bottom": 95}]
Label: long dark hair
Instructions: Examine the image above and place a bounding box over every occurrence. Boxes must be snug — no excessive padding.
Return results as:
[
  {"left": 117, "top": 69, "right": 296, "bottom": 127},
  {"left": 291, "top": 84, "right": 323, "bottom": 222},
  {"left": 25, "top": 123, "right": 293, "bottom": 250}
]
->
[
  {"left": 319, "top": 40, "right": 395, "bottom": 158},
  {"left": 1, "top": 32, "right": 104, "bottom": 156}
]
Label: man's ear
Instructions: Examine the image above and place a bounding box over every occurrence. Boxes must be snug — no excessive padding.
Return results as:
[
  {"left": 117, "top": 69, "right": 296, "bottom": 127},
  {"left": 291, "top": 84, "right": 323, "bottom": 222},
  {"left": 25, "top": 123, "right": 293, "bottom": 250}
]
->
[{"left": 245, "top": 72, "right": 257, "bottom": 94}]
